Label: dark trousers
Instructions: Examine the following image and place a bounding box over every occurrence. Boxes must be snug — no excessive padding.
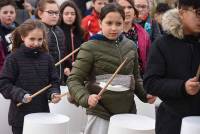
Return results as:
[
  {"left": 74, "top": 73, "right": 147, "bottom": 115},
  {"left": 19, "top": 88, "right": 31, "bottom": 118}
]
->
[{"left": 12, "top": 126, "right": 23, "bottom": 134}]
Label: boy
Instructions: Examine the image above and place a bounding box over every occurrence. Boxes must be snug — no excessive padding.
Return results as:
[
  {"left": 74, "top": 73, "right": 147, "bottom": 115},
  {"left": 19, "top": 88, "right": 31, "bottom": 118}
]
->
[
  {"left": 81, "top": 0, "right": 108, "bottom": 40},
  {"left": 0, "top": 0, "right": 17, "bottom": 56},
  {"left": 144, "top": 0, "right": 200, "bottom": 134}
]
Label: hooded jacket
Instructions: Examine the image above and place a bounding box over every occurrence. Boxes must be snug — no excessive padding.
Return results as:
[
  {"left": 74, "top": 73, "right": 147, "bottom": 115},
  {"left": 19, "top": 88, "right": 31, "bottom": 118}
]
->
[{"left": 144, "top": 9, "right": 200, "bottom": 134}]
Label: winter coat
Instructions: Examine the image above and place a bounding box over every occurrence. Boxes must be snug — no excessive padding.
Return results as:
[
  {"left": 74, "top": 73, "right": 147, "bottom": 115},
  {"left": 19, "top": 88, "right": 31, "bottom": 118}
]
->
[
  {"left": 81, "top": 10, "right": 101, "bottom": 40},
  {"left": 144, "top": 9, "right": 200, "bottom": 134},
  {"left": 0, "top": 45, "right": 60, "bottom": 127},
  {"left": 44, "top": 24, "right": 66, "bottom": 84},
  {"left": 67, "top": 34, "right": 147, "bottom": 120},
  {"left": 0, "top": 39, "right": 5, "bottom": 72},
  {"left": 0, "top": 22, "right": 17, "bottom": 55},
  {"left": 59, "top": 24, "right": 84, "bottom": 68}
]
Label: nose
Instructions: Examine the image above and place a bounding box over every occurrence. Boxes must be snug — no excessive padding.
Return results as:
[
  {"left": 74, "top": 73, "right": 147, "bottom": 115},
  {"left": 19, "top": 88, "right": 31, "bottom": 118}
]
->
[{"left": 111, "top": 25, "right": 117, "bottom": 31}]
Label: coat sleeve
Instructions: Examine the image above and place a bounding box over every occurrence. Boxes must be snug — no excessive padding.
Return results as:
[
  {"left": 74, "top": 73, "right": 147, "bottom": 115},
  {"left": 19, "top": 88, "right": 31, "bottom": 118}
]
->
[
  {"left": 47, "top": 55, "right": 61, "bottom": 100},
  {"left": 132, "top": 46, "right": 147, "bottom": 102},
  {"left": 67, "top": 43, "right": 94, "bottom": 108},
  {"left": 0, "top": 56, "right": 28, "bottom": 102},
  {"left": 144, "top": 39, "right": 188, "bottom": 101}
]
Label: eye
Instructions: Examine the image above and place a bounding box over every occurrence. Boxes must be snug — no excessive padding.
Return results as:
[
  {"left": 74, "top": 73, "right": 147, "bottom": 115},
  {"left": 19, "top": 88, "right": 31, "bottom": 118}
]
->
[
  {"left": 106, "top": 21, "right": 112, "bottom": 25},
  {"left": 3, "top": 11, "right": 8, "bottom": 14},
  {"left": 116, "top": 22, "right": 122, "bottom": 26}
]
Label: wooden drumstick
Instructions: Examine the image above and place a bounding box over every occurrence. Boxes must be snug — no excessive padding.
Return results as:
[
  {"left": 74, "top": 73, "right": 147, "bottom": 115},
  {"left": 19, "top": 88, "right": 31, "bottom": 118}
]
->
[
  {"left": 55, "top": 48, "right": 80, "bottom": 66},
  {"left": 17, "top": 84, "right": 52, "bottom": 107},
  {"left": 196, "top": 65, "right": 200, "bottom": 81},
  {"left": 17, "top": 48, "right": 80, "bottom": 107},
  {"left": 98, "top": 58, "right": 128, "bottom": 97}
]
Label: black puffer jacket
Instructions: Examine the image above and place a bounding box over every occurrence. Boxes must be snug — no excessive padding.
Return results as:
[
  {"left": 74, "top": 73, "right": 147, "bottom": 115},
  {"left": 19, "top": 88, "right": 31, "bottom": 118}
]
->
[
  {"left": 0, "top": 45, "right": 60, "bottom": 127},
  {"left": 44, "top": 24, "right": 66, "bottom": 84},
  {"left": 144, "top": 9, "right": 200, "bottom": 134}
]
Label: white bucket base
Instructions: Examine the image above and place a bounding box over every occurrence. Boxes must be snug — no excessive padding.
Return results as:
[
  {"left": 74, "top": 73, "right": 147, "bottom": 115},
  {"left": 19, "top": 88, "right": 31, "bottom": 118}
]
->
[
  {"left": 23, "top": 113, "right": 70, "bottom": 134},
  {"left": 181, "top": 116, "right": 200, "bottom": 134},
  {"left": 108, "top": 114, "right": 155, "bottom": 134}
]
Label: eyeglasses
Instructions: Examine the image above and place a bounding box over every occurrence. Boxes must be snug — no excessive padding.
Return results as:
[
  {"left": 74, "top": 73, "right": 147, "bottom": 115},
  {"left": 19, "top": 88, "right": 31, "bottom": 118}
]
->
[
  {"left": 185, "top": 8, "right": 200, "bottom": 18},
  {"left": 44, "top": 10, "right": 60, "bottom": 16}
]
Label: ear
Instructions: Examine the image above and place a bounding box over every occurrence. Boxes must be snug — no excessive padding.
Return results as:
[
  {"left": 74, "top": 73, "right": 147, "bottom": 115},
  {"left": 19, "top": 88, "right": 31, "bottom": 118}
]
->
[
  {"left": 21, "top": 36, "right": 24, "bottom": 41},
  {"left": 38, "top": 10, "right": 43, "bottom": 19}
]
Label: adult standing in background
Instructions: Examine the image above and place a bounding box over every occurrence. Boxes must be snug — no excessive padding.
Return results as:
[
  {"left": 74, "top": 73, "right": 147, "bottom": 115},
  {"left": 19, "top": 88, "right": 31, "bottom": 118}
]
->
[{"left": 133, "top": 0, "right": 161, "bottom": 42}]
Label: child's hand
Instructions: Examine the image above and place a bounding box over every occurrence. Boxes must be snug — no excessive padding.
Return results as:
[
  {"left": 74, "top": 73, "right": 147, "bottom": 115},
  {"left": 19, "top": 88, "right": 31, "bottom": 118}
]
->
[
  {"left": 185, "top": 77, "right": 200, "bottom": 95},
  {"left": 22, "top": 94, "right": 32, "bottom": 103},
  {"left": 88, "top": 94, "right": 101, "bottom": 108},
  {"left": 51, "top": 94, "right": 61, "bottom": 104},
  {"left": 146, "top": 94, "right": 156, "bottom": 104}
]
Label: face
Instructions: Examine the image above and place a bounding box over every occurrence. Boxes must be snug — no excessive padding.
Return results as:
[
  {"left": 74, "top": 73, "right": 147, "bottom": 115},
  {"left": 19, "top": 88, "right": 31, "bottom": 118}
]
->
[
  {"left": 0, "top": 5, "right": 16, "bottom": 26},
  {"left": 100, "top": 12, "right": 124, "bottom": 40},
  {"left": 39, "top": 3, "right": 59, "bottom": 26},
  {"left": 134, "top": 0, "right": 149, "bottom": 20},
  {"left": 22, "top": 29, "right": 44, "bottom": 48},
  {"left": 62, "top": 6, "right": 76, "bottom": 25},
  {"left": 93, "top": 0, "right": 108, "bottom": 13},
  {"left": 180, "top": 8, "right": 200, "bottom": 35},
  {"left": 118, "top": 0, "right": 135, "bottom": 23}
]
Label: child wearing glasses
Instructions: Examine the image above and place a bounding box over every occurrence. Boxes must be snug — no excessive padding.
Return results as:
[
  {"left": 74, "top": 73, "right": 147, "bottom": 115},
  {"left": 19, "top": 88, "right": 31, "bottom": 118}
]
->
[
  {"left": 35, "top": 0, "right": 66, "bottom": 85},
  {"left": 144, "top": 0, "right": 200, "bottom": 134}
]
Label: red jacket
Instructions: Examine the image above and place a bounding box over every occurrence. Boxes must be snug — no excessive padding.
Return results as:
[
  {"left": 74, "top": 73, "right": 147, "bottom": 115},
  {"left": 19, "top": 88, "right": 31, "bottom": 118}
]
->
[
  {"left": 134, "top": 23, "right": 151, "bottom": 72},
  {"left": 81, "top": 10, "right": 101, "bottom": 40}
]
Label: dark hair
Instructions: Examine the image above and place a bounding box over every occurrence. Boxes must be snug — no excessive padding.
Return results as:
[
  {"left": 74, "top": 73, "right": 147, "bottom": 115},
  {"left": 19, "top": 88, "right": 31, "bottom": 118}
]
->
[
  {"left": 59, "top": 0, "right": 83, "bottom": 33},
  {"left": 178, "top": 0, "right": 200, "bottom": 9},
  {"left": 0, "top": 0, "right": 16, "bottom": 10},
  {"left": 155, "top": 3, "right": 170, "bottom": 14},
  {"left": 119, "top": 0, "right": 139, "bottom": 17},
  {"left": 35, "top": 0, "right": 58, "bottom": 19},
  {"left": 100, "top": 3, "right": 125, "bottom": 21},
  {"left": 12, "top": 19, "right": 48, "bottom": 52}
]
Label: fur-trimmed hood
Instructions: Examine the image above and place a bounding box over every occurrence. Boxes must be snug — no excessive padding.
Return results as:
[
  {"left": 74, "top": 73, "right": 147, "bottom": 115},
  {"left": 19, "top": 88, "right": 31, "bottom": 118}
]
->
[{"left": 162, "top": 9, "right": 184, "bottom": 39}]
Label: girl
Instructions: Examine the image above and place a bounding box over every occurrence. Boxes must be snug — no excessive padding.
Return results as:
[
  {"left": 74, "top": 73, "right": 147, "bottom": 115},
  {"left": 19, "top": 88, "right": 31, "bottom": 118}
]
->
[
  {"left": 35, "top": 0, "right": 66, "bottom": 84},
  {"left": 0, "top": 19, "right": 61, "bottom": 134},
  {"left": 59, "top": 0, "right": 84, "bottom": 76},
  {"left": 117, "top": 0, "right": 151, "bottom": 76},
  {"left": 67, "top": 3, "right": 156, "bottom": 134}
]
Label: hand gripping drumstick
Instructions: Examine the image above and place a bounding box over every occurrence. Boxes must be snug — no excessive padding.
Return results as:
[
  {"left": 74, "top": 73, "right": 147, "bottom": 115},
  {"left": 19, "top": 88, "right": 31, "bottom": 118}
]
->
[
  {"left": 53, "top": 58, "right": 128, "bottom": 103},
  {"left": 17, "top": 48, "right": 80, "bottom": 107}
]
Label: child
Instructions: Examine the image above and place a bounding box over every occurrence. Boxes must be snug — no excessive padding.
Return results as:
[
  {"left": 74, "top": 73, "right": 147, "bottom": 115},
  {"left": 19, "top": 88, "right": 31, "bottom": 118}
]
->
[
  {"left": 0, "top": 0, "right": 17, "bottom": 56},
  {"left": 59, "top": 0, "right": 84, "bottom": 76},
  {"left": 0, "top": 19, "right": 61, "bottom": 134},
  {"left": 67, "top": 3, "right": 156, "bottom": 134},
  {"left": 144, "top": 0, "right": 200, "bottom": 134},
  {"left": 81, "top": 0, "right": 108, "bottom": 40},
  {"left": 35, "top": 0, "right": 66, "bottom": 84}
]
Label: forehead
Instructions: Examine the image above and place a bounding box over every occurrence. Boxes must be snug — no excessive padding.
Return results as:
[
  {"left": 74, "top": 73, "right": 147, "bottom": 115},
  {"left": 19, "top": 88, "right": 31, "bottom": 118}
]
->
[
  {"left": 103, "top": 12, "right": 123, "bottom": 21},
  {"left": 95, "top": 0, "right": 108, "bottom": 3},
  {"left": 44, "top": 3, "right": 59, "bottom": 10},
  {"left": 26, "top": 29, "right": 44, "bottom": 37},
  {"left": 0, "top": 5, "right": 15, "bottom": 11},
  {"left": 64, "top": 6, "right": 75, "bottom": 12},
  {"left": 134, "top": 0, "right": 148, "bottom": 5},
  {"left": 118, "top": 0, "right": 131, "bottom": 6}
]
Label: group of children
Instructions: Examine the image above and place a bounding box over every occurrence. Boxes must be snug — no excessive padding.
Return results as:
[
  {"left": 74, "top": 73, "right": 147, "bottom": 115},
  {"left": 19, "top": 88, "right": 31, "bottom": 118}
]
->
[{"left": 1, "top": 0, "right": 199, "bottom": 134}]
